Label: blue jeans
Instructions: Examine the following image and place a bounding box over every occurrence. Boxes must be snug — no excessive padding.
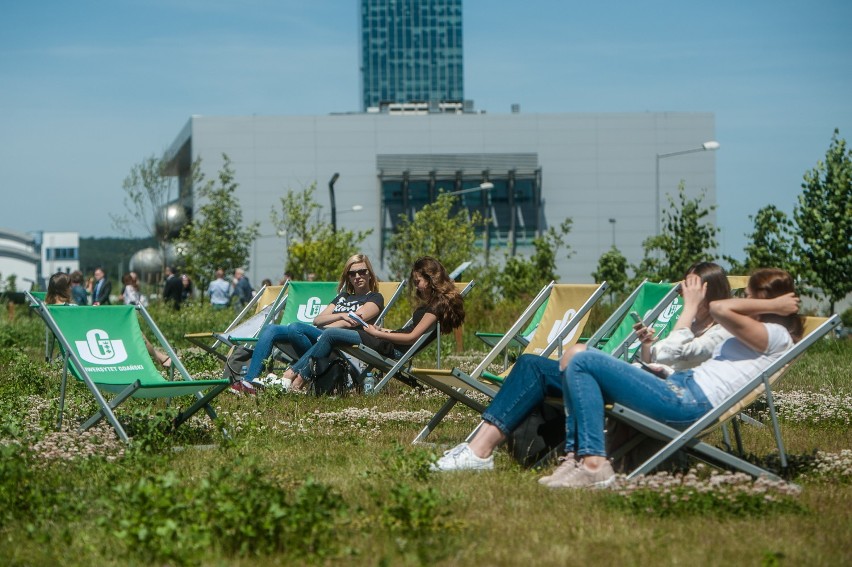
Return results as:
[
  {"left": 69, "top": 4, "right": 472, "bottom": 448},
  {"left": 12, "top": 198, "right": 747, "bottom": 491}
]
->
[
  {"left": 564, "top": 349, "right": 712, "bottom": 457},
  {"left": 289, "top": 327, "right": 363, "bottom": 380},
  {"left": 246, "top": 322, "right": 322, "bottom": 380},
  {"left": 482, "top": 355, "right": 576, "bottom": 452}
]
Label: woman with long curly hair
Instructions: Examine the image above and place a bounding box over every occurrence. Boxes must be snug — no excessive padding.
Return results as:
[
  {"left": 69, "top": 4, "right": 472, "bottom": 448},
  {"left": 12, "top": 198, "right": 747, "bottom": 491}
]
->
[{"left": 282, "top": 256, "right": 465, "bottom": 392}]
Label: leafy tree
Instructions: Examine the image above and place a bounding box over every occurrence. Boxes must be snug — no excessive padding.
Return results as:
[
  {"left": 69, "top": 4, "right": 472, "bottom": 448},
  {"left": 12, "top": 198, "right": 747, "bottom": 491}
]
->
[
  {"left": 111, "top": 154, "right": 198, "bottom": 271},
  {"left": 740, "top": 205, "right": 799, "bottom": 275},
  {"left": 386, "top": 192, "right": 481, "bottom": 279},
  {"left": 271, "top": 183, "right": 371, "bottom": 280},
  {"left": 635, "top": 183, "right": 719, "bottom": 282},
  {"left": 498, "top": 219, "right": 574, "bottom": 301},
  {"left": 179, "top": 154, "right": 260, "bottom": 290},
  {"left": 793, "top": 129, "right": 852, "bottom": 313},
  {"left": 592, "top": 246, "right": 629, "bottom": 302}
]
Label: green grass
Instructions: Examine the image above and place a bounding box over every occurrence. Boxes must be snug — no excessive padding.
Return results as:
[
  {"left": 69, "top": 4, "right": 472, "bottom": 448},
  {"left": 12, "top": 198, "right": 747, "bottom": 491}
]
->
[{"left": 1, "top": 308, "right": 850, "bottom": 566}]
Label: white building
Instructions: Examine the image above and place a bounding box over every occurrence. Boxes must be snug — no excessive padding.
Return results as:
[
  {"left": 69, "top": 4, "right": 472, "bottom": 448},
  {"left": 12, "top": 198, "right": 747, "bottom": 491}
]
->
[
  {"left": 0, "top": 228, "right": 39, "bottom": 290},
  {"left": 165, "top": 112, "right": 718, "bottom": 284},
  {"left": 39, "top": 231, "right": 81, "bottom": 277}
]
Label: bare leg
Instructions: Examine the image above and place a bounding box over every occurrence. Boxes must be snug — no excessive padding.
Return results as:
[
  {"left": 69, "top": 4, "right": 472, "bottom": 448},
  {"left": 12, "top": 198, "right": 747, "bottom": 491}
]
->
[
  {"left": 467, "top": 422, "right": 507, "bottom": 458},
  {"left": 559, "top": 343, "right": 586, "bottom": 371}
]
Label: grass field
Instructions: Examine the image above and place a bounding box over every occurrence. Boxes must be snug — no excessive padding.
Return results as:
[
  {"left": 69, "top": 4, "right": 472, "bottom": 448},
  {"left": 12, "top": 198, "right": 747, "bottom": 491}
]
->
[{"left": 0, "top": 305, "right": 850, "bottom": 566}]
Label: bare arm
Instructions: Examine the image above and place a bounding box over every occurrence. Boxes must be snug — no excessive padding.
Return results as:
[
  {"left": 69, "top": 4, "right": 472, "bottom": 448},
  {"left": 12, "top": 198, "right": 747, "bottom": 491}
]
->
[
  {"left": 709, "top": 294, "right": 799, "bottom": 352},
  {"left": 313, "top": 299, "right": 382, "bottom": 329},
  {"left": 674, "top": 274, "right": 704, "bottom": 332},
  {"left": 362, "top": 312, "right": 438, "bottom": 346}
]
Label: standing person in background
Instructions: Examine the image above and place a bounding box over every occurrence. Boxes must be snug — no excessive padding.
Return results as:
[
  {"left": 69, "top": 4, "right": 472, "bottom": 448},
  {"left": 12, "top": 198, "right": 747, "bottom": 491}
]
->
[
  {"left": 120, "top": 273, "right": 142, "bottom": 305},
  {"left": 69, "top": 271, "right": 88, "bottom": 305},
  {"left": 279, "top": 271, "right": 294, "bottom": 286},
  {"left": 162, "top": 266, "right": 183, "bottom": 310},
  {"left": 233, "top": 268, "right": 253, "bottom": 311},
  {"left": 91, "top": 267, "right": 112, "bottom": 305},
  {"left": 207, "top": 268, "right": 232, "bottom": 310},
  {"left": 261, "top": 278, "right": 273, "bottom": 288},
  {"left": 181, "top": 274, "right": 194, "bottom": 303}
]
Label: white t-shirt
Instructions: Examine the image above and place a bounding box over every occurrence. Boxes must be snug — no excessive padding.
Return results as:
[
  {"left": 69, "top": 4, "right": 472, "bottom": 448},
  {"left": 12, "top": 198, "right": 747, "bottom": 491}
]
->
[
  {"left": 651, "top": 324, "right": 733, "bottom": 371},
  {"left": 692, "top": 323, "right": 794, "bottom": 407}
]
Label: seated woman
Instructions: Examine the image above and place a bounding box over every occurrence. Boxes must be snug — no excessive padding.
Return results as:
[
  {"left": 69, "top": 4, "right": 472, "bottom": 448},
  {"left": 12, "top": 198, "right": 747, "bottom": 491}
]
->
[
  {"left": 241, "top": 254, "right": 384, "bottom": 386},
  {"left": 282, "top": 256, "right": 465, "bottom": 392},
  {"left": 544, "top": 267, "right": 801, "bottom": 488},
  {"left": 431, "top": 262, "right": 733, "bottom": 472}
]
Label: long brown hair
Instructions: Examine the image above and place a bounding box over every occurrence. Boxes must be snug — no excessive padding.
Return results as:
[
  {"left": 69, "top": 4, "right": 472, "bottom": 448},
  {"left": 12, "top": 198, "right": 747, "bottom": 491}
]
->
[
  {"left": 747, "top": 268, "right": 803, "bottom": 341},
  {"left": 686, "top": 262, "right": 732, "bottom": 306},
  {"left": 46, "top": 272, "right": 72, "bottom": 305},
  {"left": 410, "top": 256, "right": 465, "bottom": 333},
  {"left": 338, "top": 254, "right": 379, "bottom": 294}
]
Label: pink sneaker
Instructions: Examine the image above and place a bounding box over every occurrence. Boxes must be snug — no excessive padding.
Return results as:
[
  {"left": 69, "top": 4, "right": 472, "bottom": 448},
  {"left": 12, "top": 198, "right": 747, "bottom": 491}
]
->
[{"left": 229, "top": 380, "right": 259, "bottom": 395}]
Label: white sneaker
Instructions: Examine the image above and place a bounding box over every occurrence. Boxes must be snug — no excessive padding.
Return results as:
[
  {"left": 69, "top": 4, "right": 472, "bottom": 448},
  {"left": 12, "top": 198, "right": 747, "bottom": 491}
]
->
[{"left": 430, "top": 443, "right": 494, "bottom": 472}]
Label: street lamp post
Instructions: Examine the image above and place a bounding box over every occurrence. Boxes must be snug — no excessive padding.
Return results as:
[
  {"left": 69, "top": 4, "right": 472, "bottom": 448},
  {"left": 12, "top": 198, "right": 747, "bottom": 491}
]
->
[
  {"left": 328, "top": 172, "right": 340, "bottom": 233},
  {"left": 655, "top": 141, "right": 720, "bottom": 235},
  {"left": 609, "top": 218, "right": 616, "bottom": 248}
]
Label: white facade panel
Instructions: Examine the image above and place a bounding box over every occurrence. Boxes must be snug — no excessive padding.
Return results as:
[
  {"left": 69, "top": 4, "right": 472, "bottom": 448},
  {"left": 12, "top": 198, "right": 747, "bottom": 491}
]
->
[{"left": 171, "top": 112, "right": 716, "bottom": 285}]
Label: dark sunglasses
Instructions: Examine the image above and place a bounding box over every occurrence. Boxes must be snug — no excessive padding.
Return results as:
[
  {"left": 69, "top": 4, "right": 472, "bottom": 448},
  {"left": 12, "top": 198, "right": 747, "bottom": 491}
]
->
[{"left": 348, "top": 269, "right": 370, "bottom": 278}]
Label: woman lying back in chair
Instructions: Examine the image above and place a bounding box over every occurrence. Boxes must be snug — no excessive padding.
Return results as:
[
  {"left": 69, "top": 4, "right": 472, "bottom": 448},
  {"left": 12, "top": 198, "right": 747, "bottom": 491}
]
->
[
  {"left": 433, "top": 268, "right": 801, "bottom": 487},
  {"left": 433, "top": 262, "right": 732, "bottom": 471},
  {"left": 283, "top": 256, "right": 465, "bottom": 392}
]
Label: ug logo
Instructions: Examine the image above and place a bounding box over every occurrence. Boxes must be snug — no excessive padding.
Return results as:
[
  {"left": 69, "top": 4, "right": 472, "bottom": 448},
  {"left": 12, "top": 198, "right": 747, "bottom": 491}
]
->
[
  {"left": 75, "top": 329, "right": 128, "bottom": 365},
  {"left": 545, "top": 309, "right": 581, "bottom": 347},
  {"left": 297, "top": 297, "right": 328, "bottom": 322}
]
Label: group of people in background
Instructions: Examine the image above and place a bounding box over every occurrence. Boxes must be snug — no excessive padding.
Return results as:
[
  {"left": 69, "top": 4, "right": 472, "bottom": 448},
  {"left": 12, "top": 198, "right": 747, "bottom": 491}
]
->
[{"left": 49, "top": 266, "right": 196, "bottom": 309}]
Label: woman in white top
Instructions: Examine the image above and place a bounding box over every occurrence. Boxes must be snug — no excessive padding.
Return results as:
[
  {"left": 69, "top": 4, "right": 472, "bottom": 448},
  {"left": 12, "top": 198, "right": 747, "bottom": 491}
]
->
[
  {"left": 637, "top": 262, "right": 733, "bottom": 376},
  {"left": 545, "top": 268, "right": 801, "bottom": 489},
  {"left": 431, "top": 263, "right": 735, "bottom": 473}
]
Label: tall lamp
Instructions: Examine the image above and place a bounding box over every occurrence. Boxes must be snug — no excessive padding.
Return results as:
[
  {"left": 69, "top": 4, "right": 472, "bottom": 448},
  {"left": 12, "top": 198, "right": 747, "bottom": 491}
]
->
[
  {"left": 328, "top": 172, "right": 340, "bottom": 233},
  {"left": 655, "top": 141, "right": 720, "bottom": 235}
]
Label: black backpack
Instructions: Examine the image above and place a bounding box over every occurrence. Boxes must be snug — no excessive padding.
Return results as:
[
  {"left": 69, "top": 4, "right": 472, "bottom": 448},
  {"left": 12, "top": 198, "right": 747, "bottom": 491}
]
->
[
  {"left": 309, "top": 351, "right": 360, "bottom": 396},
  {"left": 506, "top": 403, "right": 565, "bottom": 468},
  {"left": 223, "top": 345, "right": 255, "bottom": 382}
]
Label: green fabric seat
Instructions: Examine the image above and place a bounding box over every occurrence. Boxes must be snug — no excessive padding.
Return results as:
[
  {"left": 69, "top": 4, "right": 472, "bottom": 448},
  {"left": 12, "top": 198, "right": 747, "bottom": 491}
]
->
[{"left": 30, "top": 297, "right": 231, "bottom": 443}]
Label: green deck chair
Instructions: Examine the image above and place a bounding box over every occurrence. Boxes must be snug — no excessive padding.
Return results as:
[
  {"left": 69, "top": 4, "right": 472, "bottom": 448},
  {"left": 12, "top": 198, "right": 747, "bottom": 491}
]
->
[
  {"left": 29, "top": 296, "right": 231, "bottom": 443},
  {"left": 236, "top": 281, "right": 342, "bottom": 365}
]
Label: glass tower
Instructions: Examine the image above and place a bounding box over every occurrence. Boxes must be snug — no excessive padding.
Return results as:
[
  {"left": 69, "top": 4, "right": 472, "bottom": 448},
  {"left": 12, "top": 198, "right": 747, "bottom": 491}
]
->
[{"left": 360, "top": 0, "right": 464, "bottom": 111}]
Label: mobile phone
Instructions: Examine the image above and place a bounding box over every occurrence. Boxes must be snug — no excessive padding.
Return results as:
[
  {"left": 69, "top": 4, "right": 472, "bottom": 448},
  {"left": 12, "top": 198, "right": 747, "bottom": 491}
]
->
[
  {"left": 629, "top": 311, "right": 642, "bottom": 324},
  {"left": 636, "top": 359, "right": 666, "bottom": 379},
  {"left": 348, "top": 312, "right": 368, "bottom": 327}
]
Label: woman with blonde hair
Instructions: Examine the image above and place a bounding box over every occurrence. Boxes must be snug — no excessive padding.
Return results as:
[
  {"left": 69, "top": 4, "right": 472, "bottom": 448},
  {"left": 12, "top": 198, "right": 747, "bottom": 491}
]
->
[
  {"left": 237, "top": 254, "right": 385, "bottom": 391},
  {"left": 283, "top": 256, "right": 465, "bottom": 392}
]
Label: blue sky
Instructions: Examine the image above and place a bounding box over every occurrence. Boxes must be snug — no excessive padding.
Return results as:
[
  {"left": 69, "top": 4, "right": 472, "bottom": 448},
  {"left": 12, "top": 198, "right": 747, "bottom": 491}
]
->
[{"left": 1, "top": 0, "right": 850, "bottom": 260}]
